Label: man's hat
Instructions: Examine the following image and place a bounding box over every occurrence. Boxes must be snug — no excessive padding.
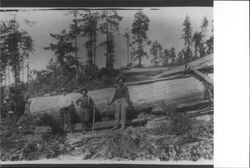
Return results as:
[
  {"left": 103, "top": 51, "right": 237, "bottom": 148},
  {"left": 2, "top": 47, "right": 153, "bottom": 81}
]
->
[
  {"left": 80, "top": 88, "right": 88, "bottom": 93},
  {"left": 117, "top": 77, "right": 125, "bottom": 83}
]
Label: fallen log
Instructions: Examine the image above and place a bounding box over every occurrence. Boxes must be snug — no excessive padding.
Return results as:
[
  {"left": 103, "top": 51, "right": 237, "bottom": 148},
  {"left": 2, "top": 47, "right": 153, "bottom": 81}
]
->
[
  {"left": 25, "top": 55, "right": 213, "bottom": 122},
  {"left": 151, "top": 54, "right": 213, "bottom": 79},
  {"left": 176, "top": 100, "right": 212, "bottom": 113},
  {"left": 187, "top": 66, "right": 213, "bottom": 103},
  {"left": 25, "top": 76, "right": 206, "bottom": 122},
  {"left": 188, "top": 110, "right": 213, "bottom": 118},
  {"left": 72, "top": 117, "right": 149, "bottom": 132},
  {"left": 188, "top": 66, "right": 213, "bottom": 90},
  {"left": 122, "top": 54, "right": 213, "bottom": 76}
]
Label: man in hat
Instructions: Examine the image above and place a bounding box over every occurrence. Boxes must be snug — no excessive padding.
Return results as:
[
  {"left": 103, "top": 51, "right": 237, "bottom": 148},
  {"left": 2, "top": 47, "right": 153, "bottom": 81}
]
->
[
  {"left": 58, "top": 88, "right": 74, "bottom": 133},
  {"left": 76, "top": 88, "right": 95, "bottom": 134},
  {"left": 108, "top": 77, "right": 132, "bottom": 131}
]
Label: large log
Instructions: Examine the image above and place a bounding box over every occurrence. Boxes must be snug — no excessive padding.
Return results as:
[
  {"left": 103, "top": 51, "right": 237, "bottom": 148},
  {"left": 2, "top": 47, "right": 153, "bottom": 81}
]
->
[
  {"left": 188, "top": 66, "right": 213, "bottom": 103},
  {"left": 150, "top": 54, "right": 213, "bottom": 79},
  {"left": 25, "top": 55, "right": 213, "bottom": 122},
  {"left": 121, "top": 54, "right": 213, "bottom": 76},
  {"left": 26, "top": 76, "right": 206, "bottom": 121}
]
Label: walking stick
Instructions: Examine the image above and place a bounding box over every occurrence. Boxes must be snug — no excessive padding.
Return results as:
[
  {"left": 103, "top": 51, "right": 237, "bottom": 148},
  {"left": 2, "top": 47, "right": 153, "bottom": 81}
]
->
[
  {"left": 107, "top": 100, "right": 110, "bottom": 118},
  {"left": 92, "top": 105, "right": 96, "bottom": 135}
]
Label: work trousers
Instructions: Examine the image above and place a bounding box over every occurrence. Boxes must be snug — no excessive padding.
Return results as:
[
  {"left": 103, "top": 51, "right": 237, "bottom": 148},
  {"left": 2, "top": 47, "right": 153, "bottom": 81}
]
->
[
  {"left": 60, "top": 106, "right": 73, "bottom": 132},
  {"left": 79, "top": 108, "right": 90, "bottom": 131},
  {"left": 115, "top": 98, "right": 127, "bottom": 129}
]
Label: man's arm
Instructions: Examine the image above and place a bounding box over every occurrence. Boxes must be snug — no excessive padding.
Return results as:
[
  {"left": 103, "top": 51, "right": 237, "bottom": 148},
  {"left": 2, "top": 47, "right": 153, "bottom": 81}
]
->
[
  {"left": 109, "top": 89, "right": 117, "bottom": 105},
  {"left": 76, "top": 98, "right": 81, "bottom": 106},
  {"left": 65, "top": 95, "right": 73, "bottom": 107}
]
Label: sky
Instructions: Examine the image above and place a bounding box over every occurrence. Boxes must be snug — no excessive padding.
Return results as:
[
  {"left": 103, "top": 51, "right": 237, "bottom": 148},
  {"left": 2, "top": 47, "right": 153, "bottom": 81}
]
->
[{"left": 0, "top": 7, "right": 213, "bottom": 71}]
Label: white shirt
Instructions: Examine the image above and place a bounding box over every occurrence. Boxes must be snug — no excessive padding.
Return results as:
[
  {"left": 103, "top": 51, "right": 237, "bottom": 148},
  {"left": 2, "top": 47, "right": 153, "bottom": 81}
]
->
[{"left": 58, "top": 94, "right": 72, "bottom": 108}]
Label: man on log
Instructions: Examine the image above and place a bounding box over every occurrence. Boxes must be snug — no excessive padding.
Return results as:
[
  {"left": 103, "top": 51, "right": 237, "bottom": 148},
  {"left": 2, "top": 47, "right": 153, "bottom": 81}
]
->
[
  {"left": 76, "top": 88, "right": 95, "bottom": 134},
  {"left": 108, "top": 77, "right": 132, "bottom": 131},
  {"left": 58, "top": 88, "right": 74, "bottom": 133}
]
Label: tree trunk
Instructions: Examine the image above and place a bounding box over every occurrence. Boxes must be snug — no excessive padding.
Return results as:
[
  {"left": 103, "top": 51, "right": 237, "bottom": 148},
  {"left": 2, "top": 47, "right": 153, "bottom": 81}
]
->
[
  {"left": 74, "top": 12, "right": 79, "bottom": 83},
  {"left": 27, "top": 54, "right": 30, "bottom": 87},
  {"left": 93, "top": 38, "right": 96, "bottom": 65},
  {"left": 126, "top": 40, "right": 130, "bottom": 67},
  {"left": 106, "top": 23, "right": 109, "bottom": 69},
  {"left": 13, "top": 15, "right": 20, "bottom": 88},
  {"left": 21, "top": 60, "right": 24, "bottom": 83},
  {"left": 4, "top": 67, "right": 7, "bottom": 87}
]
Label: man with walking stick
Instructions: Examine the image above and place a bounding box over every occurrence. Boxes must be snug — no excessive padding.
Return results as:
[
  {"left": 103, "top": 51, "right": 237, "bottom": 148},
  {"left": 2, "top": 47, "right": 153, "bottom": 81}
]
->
[{"left": 76, "top": 88, "right": 95, "bottom": 134}]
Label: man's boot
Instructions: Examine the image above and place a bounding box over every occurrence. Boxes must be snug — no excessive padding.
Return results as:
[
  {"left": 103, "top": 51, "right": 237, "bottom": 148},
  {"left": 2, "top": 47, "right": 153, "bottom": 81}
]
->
[
  {"left": 119, "top": 125, "right": 126, "bottom": 131},
  {"left": 111, "top": 126, "right": 119, "bottom": 131}
]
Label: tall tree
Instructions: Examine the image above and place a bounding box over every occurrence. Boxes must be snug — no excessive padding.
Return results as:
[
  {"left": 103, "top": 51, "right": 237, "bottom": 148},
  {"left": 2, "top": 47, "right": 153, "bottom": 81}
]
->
[
  {"left": 181, "top": 15, "right": 193, "bottom": 62},
  {"left": 201, "top": 17, "right": 209, "bottom": 43},
  {"left": 0, "top": 18, "right": 34, "bottom": 87},
  {"left": 169, "top": 47, "right": 176, "bottom": 65},
  {"left": 0, "top": 21, "right": 10, "bottom": 85},
  {"left": 99, "top": 10, "right": 123, "bottom": 70},
  {"left": 177, "top": 49, "right": 185, "bottom": 65},
  {"left": 67, "top": 10, "right": 81, "bottom": 80},
  {"left": 199, "top": 17, "right": 209, "bottom": 57},
  {"left": 19, "top": 32, "right": 34, "bottom": 85},
  {"left": 161, "top": 48, "right": 170, "bottom": 66},
  {"left": 80, "top": 10, "right": 100, "bottom": 66},
  {"left": 129, "top": 46, "right": 137, "bottom": 67},
  {"left": 206, "top": 19, "right": 213, "bottom": 55},
  {"left": 123, "top": 28, "right": 132, "bottom": 67},
  {"left": 23, "top": 19, "right": 36, "bottom": 87},
  {"left": 8, "top": 17, "right": 20, "bottom": 87},
  {"left": 131, "top": 11, "right": 150, "bottom": 67},
  {"left": 150, "top": 40, "right": 162, "bottom": 66},
  {"left": 192, "top": 31, "right": 202, "bottom": 58},
  {"left": 44, "top": 29, "right": 76, "bottom": 75}
]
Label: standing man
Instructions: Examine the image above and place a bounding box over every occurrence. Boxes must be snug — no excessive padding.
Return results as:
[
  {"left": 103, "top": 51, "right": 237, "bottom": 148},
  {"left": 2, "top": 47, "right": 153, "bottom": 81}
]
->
[
  {"left": 58, "top": 88, "right": 74, "bottom": 133},
  {"left": 108, "top": 77, "right": 132, "bottom": 131},
  {"left": 76, "top": 88, "right": 95, "bottom": 134}
]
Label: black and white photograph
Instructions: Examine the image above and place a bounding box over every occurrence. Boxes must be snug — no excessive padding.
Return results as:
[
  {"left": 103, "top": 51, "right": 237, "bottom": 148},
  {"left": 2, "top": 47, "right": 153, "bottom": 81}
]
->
[{"left": 0, "top": 5, "right": 214, "bottom": 164}]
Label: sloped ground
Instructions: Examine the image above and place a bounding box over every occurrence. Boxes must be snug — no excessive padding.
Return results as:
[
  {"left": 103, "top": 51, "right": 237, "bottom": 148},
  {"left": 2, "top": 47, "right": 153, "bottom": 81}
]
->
[
  {"left": 0, "top": 115, "right": 73, "bottom": 161},
  {"left": 64, "top": 115, "right": 213, "bottom": 161},
  {"left": 0, "top": 110, "right": 213, "bottom": 162}
]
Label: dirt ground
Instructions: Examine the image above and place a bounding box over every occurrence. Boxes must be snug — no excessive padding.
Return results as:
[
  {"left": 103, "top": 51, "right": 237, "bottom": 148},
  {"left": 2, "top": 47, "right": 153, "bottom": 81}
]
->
[{"left": 0, "top": 109, "right": 213, "bottom": 162}]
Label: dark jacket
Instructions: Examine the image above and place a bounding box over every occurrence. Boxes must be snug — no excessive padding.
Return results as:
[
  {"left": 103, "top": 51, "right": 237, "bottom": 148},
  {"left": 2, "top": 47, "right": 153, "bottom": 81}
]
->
[
  {"left": 110, "top": 85, "right": 131, "bottom": 104},
  {"left": 77, "top": 95, "right": 94, "bottom": 109}
]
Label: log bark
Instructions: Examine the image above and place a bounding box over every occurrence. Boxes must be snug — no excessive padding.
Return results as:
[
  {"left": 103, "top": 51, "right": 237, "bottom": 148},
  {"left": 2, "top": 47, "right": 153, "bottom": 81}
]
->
[{"left": 26, "top": 76, "right": 205, "bottom": 121}]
